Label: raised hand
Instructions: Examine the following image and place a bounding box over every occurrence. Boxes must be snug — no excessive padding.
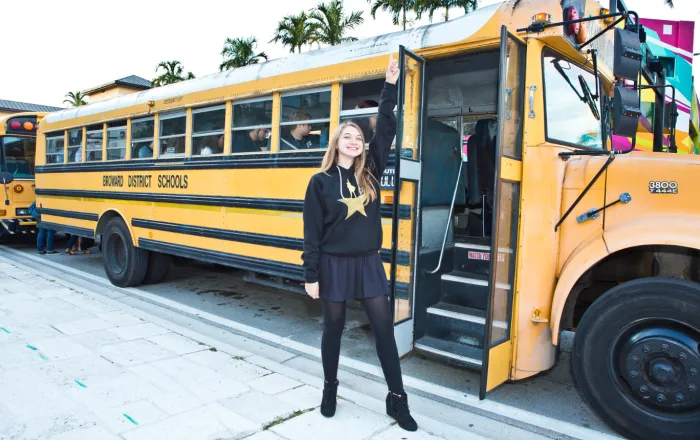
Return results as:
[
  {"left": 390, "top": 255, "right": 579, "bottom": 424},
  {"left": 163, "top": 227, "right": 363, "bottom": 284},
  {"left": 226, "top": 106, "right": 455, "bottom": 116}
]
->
[{"left": 386, "top": 55, "right": 399, "bottom": 85}]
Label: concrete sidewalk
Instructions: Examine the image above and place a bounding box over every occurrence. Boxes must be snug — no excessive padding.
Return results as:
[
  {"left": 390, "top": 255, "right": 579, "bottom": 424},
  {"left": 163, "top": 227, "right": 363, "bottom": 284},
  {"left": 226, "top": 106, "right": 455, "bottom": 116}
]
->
[{"left": 0, "top": 258, "right": 477, "bottom": 440}]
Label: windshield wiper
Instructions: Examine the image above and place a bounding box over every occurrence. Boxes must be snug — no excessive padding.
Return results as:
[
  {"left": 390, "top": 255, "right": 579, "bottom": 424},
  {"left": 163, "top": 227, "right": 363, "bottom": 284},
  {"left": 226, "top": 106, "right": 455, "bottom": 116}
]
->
[{"left": 551, "top": 59, "right": 600, "bottom": 121}]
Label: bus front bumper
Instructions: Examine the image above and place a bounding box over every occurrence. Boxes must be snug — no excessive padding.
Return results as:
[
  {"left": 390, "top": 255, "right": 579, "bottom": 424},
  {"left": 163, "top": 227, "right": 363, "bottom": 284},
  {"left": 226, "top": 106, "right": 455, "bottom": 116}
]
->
[{"left": 0, "top": 218, "right": 36, "bottom": 236}]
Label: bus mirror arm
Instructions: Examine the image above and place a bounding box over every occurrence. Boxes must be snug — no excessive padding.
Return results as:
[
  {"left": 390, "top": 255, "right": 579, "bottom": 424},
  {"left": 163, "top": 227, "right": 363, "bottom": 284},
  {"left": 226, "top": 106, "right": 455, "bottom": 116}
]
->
[
  {"left": 0, "top": 172, "right": 14, "bottom": 206},
  {"left": 554, "top": 154, "right": 615, "bottom": 231}
]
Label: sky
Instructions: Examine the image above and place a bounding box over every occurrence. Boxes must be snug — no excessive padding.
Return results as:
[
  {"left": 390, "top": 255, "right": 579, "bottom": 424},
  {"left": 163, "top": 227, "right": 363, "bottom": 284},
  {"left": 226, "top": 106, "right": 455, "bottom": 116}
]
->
[{"left": 0, "top": 0, "right": 697, "bottom": 109}]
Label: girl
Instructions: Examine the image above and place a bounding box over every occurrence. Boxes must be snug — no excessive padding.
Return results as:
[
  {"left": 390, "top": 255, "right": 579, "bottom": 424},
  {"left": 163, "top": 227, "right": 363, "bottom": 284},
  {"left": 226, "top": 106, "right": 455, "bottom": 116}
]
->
[{"left": 302, "top": 56, "right": 417, "bottom": 432}]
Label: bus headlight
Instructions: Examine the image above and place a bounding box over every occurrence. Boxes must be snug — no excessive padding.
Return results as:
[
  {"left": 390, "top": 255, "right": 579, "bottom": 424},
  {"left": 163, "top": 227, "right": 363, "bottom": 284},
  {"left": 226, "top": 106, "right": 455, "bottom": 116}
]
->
[{"left": 16, "top": 208, "right": 30, "bottom": 216}]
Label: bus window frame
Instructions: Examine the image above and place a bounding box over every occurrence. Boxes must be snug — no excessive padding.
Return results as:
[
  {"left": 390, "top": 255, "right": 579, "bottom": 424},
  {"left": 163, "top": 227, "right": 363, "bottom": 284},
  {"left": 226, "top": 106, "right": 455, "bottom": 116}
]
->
[
  {"left": 231, "top": 96, "right": 273, "bottom": 156},
  {"left": 278, "top": 86, "right": 332, "bottom": 153},
  {"left": 66, "top": 128, "right": 83, "bottom": 163},
  {"left": 45, "top": 132, "right": 65, "bottom": 165},
  {"left": 106, "top": 121, "right": 128, "bottom": 161},
  {"left": 158, "top": 111, "right": 187, "bottom": 158},
  {"left": 130, "top": 116, "right": 155, "bottom": 160},
  {"left": 85, "top": 125, "right": 104, "bottom": 162},
  {"left": 541, "top": 48, "right": 606, "bottom": 151},
  {"left": 191, "top": 104, "right": 226, "bottom": 157}
]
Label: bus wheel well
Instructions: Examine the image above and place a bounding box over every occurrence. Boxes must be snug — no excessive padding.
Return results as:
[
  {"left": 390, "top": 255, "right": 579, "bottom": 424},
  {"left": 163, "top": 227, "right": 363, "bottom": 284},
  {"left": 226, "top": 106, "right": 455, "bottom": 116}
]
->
[
  {"left": 96, "top": 210, "right": 125, "bottom": 237},
  {"left": 561, "top": 245, "right": 700, "bottom": 330}
]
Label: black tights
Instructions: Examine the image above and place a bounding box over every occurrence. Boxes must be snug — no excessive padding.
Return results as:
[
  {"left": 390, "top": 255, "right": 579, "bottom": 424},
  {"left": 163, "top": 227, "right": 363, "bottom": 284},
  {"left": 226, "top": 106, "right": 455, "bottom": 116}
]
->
[{"left": 321, "top": 296, "right": 404, "bottom": 394}]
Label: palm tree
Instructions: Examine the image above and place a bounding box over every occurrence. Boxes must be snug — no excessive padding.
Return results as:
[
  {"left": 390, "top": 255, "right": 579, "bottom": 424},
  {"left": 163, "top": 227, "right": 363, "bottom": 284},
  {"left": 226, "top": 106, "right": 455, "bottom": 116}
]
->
[
  {"left": 271, "top": 12, "right": 318, "bottom": 53},
  {"left": 310, "top": 0, "right": 364, "bottom": 46},
  {"left": 63, "top": 91, "right": 88, "bottom": 107},
  {"left": 151, "top": 61, "right": 195, "bottom": 87},
  {"left": 219, "top": 37, "right": 268, "bottom": 71},
  {"left": 368, "top": 0, "right": 416, "bottom": 31},
  {"left": 415, "top": 0, "right": 478, "bottom": 22}
]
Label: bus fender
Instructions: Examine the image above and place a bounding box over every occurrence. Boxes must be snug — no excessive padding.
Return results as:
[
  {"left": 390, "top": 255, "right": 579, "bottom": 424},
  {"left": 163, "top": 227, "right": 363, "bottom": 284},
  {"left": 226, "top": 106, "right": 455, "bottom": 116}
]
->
[{"left": 95, "top": 208, "right": 138, "bottom": 247}]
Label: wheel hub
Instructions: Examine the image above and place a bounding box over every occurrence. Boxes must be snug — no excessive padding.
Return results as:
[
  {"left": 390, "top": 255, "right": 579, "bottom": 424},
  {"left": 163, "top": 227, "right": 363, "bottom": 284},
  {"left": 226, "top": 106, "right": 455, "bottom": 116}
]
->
[{"left": 621, "top": 333, "right": 700, "bottom": 411}]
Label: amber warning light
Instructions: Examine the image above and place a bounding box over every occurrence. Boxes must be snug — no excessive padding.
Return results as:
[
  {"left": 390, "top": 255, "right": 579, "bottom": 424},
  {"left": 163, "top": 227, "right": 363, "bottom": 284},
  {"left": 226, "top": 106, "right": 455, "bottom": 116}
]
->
[{"left": 532, "top": 13, "right": 552, "bottom": 26}]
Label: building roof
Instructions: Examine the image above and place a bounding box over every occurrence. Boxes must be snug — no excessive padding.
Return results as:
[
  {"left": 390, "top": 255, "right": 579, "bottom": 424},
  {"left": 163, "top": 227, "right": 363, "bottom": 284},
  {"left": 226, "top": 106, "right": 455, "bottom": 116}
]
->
[
  {"left": 0, "top": 99, "right": 62, "bottom": 113},
  {"left": 83, "top": 75, "right": 152, "bottom": 94}
]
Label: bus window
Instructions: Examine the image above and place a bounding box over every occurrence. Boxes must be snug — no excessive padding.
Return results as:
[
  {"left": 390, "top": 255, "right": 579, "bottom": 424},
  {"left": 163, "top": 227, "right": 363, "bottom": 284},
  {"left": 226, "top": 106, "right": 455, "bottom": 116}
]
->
[
  {"left": 543, "top": 52, "right": 602, "bottom": 149},
  {"left": 192, "top": 105, "right": 225, "bottom": 156},
  {"left": 232, "top": 98, "right": 272, "bottom": 154},
  {"left": 159, "top": 112, "right": 186, "bottom": 157},
  {"left": 1, "top": 136, "right": 36, "bottom": 178},
  {"left": 107, "top": 121, "right": 127, "bottom": 160},
  {"left": 131, "top": 117, "right": 154, "bottom": 159},
  {"left": 45, "top": 133, "right": 64, "bottom": 164},
  {"left": 279, "top": 89, "right": 331, "bottom": 151},
  {"left": 340, "top": 79, "right": 384, "bottom": 142},
  {"left": 67, "top": 129, "right": 82, "bottom": 163},
  {"left": 85, "top": 124, "right": 103, "bottom": 162}
]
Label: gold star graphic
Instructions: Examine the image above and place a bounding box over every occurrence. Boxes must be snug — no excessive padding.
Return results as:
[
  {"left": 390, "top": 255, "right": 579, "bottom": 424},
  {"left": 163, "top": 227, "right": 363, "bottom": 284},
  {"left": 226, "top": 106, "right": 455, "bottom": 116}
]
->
[{"left": 339, "top": 193, "right": 368, "bottom": 219}]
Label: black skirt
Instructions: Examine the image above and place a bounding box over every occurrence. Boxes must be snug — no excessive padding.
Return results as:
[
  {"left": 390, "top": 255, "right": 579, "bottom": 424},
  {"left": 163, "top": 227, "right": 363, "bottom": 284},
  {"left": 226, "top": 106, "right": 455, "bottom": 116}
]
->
[{"left": 318, "top": 252, "right": 390, "bottom": 302}]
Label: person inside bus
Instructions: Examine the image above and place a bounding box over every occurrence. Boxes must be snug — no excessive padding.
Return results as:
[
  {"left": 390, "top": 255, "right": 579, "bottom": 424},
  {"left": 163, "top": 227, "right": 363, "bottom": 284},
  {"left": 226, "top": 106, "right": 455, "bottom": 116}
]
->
[
  {"left": 232, "top": 127, "right": 269, "bottom": 153},
  {"left": 356, "top": 99, "right": 379, "bottom": 141},
  {"left": 302, "top": 56, "right": 417, "bottom": 432},
  {"left": 280, "top": 111, "right": 320, "bottom": 150},
  {"left": 136, "top": 142, "right": 153, "bottom": 159}
]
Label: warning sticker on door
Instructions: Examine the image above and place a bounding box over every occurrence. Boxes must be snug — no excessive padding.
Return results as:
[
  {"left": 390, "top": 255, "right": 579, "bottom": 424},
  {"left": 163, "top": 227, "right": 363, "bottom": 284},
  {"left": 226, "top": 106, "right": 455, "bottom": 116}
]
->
[{"left": 468, "top": 251, "right": 505, "bottom": 262}]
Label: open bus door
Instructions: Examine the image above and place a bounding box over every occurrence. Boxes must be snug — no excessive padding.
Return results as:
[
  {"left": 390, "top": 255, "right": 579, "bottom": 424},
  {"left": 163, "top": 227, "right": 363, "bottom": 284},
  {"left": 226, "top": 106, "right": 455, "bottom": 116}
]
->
[
  {"left": 390, "top": 46, "right": 425, "bottom": 356},
  {"left": 479, "top": 26, "right": 526, "bottom": 398}
]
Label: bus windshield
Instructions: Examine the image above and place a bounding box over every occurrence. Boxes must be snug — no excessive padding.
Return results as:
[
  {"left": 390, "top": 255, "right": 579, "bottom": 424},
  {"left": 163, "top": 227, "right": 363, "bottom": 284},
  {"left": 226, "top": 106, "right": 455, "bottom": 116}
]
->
[
  {"left": 543, "top": 53, "right": 603, "bottom": 149},
  {"left": 1, "top": 136, "right": 36, "bottom": 179}
]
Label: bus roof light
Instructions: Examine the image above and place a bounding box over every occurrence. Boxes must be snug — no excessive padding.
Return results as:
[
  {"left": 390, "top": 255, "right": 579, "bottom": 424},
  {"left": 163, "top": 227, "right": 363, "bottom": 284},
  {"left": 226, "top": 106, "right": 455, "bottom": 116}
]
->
[
  {"left": 9, "top": 120, "right": 21, "bottom": 130},
  {"left": 23, "top": 121, "right": 34, "bottom": 131},
  {"left": 532, "top": 13, "right": 551, "bottom": 25}
]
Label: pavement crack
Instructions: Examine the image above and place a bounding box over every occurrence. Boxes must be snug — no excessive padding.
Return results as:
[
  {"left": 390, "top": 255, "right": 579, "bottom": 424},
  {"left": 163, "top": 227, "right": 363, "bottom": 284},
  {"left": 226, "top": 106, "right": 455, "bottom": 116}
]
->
[{"left": 262, "top": 407, "right": 315, "bottom": 430}]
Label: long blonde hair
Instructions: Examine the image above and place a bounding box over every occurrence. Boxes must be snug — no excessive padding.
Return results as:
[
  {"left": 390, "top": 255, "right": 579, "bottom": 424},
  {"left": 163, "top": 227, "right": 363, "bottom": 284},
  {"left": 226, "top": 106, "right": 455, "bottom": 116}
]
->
[{"left": 320, "top": 121, "right": 377, "bottom": 205}]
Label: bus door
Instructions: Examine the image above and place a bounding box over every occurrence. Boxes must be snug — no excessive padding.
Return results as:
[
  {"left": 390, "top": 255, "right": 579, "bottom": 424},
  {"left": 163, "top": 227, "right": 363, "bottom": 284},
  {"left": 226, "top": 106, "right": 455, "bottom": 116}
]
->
[
  {"left": 390, "top": 46, "right": 425, "bottom": 356},
  {"left": 479, "top": 26, "right": 526, "bottom": 398}
]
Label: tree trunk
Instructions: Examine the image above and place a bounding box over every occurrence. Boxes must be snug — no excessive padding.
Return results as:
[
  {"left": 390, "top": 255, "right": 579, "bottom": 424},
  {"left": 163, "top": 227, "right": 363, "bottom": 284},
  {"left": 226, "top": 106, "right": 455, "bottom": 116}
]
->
[
  {"left": 403, "top": 8, "right": 406, "bottom": 30},
  {"left": 445, "top": 7, "right": 449, "bottom": 21}
]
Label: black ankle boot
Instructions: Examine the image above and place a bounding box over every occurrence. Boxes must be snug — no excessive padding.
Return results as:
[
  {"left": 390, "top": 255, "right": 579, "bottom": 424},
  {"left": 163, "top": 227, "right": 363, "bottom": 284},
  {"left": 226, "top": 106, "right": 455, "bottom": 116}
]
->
[
  {"left": 321, "top": 380, "right": 339, "bottom": 417},
  {"left": 386, "top": 391, "right": 418, "bottom": 431}
]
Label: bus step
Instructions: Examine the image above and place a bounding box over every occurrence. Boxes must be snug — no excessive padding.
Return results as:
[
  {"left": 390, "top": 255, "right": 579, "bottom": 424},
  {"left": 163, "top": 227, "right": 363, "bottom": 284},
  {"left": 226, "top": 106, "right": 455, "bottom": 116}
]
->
[
  {"left": 440, "top": 271, "right": 489, "bottom": 310},
  {"left": 425, "top": 302, "right": 486, "bottom": 348},
  {"left": 454, "top": 237, "right": 491, "bottom": 275},
  {"left": 415, "top": 336, "right": 482, "bottom": 370}
]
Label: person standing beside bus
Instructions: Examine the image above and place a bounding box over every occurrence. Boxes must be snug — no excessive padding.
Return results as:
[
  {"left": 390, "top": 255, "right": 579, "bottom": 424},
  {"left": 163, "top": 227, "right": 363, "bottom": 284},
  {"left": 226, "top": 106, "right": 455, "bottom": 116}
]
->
[{"left": 302, "top": 56, "right": 417, "bottom": 432}]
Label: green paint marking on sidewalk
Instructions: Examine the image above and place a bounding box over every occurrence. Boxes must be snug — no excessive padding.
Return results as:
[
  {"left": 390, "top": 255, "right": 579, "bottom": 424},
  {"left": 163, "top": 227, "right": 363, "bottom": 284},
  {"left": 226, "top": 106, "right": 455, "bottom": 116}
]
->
[
  {"left": 26, "top": 345, "right": 37, "bottom": 350},
  {"left": 123, "top": 414, "right": 138, "bottom": 425},
  {"left": 0, "top": 327, "right": 10, "bottom": 334},
  {"left": 74, "top": 380, "right": 87, "bottom": 388},
  {"left": 39, "top": 353, "right": 49, "bottom": 361}
]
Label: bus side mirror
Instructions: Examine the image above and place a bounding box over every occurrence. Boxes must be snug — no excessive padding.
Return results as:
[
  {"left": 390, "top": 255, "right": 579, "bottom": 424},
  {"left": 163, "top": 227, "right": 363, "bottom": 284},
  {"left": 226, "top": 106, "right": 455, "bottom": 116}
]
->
[
  {"left": 0, "top": 172, "right": 14, "bottom": 185},
  {"left": 614, "top": 28, "right": 643, "bottom": 80},
  {"left": 612, "top": 85, "right": 641, "bottom": 137}
]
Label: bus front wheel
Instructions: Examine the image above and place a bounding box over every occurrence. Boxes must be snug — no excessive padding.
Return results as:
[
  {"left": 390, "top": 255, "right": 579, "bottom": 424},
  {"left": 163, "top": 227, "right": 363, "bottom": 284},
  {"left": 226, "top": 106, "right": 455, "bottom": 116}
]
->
[
  {"left": 573, "top": 278, "right": 700, "bottom": 440},
  {"left": 103, "top": 217, "right": 149, "bottom": 287}
]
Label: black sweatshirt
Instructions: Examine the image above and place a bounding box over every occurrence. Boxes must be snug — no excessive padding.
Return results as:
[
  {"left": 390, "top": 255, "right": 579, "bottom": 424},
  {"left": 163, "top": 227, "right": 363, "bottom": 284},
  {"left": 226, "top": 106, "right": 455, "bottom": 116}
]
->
[{"left": 302, "top": 82, "right": 397, "bottom": 283}]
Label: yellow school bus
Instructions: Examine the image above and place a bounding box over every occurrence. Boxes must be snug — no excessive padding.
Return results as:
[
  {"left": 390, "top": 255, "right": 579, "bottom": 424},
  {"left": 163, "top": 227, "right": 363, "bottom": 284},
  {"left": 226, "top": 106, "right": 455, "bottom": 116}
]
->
[
  {"left": 0, "top": 112, "right": 47, "bottom": 236},
  {"left": 35, "top": 1, "right": 700, "bottom": 438}
]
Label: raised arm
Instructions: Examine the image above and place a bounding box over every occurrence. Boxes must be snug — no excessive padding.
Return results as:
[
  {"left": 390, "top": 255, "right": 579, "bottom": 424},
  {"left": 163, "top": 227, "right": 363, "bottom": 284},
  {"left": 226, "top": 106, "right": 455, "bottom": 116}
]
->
[{"left": 368, "top": 56, "right": 399, "bottom": 178}]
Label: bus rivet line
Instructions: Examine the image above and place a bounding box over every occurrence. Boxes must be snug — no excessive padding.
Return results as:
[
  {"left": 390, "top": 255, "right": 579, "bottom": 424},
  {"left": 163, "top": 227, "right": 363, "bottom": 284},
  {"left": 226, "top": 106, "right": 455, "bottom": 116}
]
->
[
  {"left": 657, "top": 394, "right": 666, "bottom": 403},
  {"left": 639, "top": 385, "right": 648, "bottom": 393},
  {"left": 629, "top": 370, "right": 639, "bottom": 378},
  {"left": 675, "top": 393, "right": 684, "bottom": 402}
]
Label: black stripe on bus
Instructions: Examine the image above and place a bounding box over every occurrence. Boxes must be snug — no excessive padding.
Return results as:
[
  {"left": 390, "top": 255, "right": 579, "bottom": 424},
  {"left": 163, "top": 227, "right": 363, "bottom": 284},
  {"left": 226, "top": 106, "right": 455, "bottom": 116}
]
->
[
  {"left": 38, "top": 221, "right": 95, "bottom": 238},
  {"left": 37, "top": 208, "right": 98, "bottom": 221},
  {"left": 131, "top": 218, "right": 410, "bottom": 266},
  {"left": 35, "top": 151, "right": 398, "bottom": 174},
  {"left": 138, "top": 238, "right": 409, "bottom": 299},
  {"left": 36, "top": 189, "right": 412, "bottom": 219}
]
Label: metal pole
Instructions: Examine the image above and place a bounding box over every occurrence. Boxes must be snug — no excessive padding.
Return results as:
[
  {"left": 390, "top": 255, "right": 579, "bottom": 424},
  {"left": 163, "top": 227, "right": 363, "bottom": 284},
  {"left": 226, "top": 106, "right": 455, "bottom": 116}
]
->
[{"left": 653, "top": 73, "right": 666, "bottom": 152}]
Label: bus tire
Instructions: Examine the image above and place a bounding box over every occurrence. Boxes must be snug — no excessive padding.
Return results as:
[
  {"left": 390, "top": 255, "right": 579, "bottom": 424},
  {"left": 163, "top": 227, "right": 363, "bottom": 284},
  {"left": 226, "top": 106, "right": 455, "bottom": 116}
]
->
[
  {"left": 572, "top": 277, "right": 700, "bottom": 440},
  {"left": 103, "top": 217, "right": 148, "bottom": 287},
  {"left": 143, "top": 252, "right": 171, "bottom": 285}
]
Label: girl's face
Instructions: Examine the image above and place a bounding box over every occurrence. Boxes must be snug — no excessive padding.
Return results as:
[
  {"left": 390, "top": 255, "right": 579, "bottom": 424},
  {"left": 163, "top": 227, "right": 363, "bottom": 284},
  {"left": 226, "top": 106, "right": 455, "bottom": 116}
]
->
[{"left": 337, "top": 125, "right": 364, "bottom": 159}]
